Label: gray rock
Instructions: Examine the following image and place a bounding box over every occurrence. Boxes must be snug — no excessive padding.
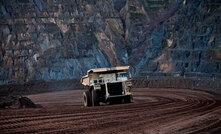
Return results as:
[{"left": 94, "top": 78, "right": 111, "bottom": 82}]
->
[{"left": 0, "top": 0, "right": 220, "bottom": 85}]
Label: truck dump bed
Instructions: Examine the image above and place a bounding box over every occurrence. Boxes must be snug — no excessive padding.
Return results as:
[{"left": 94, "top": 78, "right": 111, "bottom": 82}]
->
[{"left": 81, "top": 66, "right": 130, "bottom": 86}]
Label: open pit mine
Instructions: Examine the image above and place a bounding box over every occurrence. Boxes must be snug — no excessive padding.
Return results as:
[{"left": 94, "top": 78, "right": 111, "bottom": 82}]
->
[{"left": 0, "top": 0, "right": 221, "bottom": 133}]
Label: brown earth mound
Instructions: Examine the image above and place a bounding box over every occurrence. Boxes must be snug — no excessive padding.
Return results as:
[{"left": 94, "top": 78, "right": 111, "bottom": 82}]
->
[{"left": 0, "top": 96, "right": 40, "bottom": 109}]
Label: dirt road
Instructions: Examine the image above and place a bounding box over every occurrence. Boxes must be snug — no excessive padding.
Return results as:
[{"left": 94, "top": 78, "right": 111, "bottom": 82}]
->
[{"left": 0, "top": 88, "right": 221, "bottom": 134}]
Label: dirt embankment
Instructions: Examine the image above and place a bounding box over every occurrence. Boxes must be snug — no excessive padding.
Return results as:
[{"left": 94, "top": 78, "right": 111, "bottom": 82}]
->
[
  {"left": 132, "top": 76, "right": 221, "bottom": 94},
  {"left": 0, "top": 79, "right": 85, "bottom": 96},
  {"left": 0, "top": 76, "right": 220, "bottom": 96},
  {"left": 0, "top": 88, "right": 221, "bottom": 133}
]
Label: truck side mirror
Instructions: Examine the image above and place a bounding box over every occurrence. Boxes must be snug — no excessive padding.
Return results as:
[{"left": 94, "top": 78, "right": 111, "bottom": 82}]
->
[{"left": 129, "top": 72, "right": 132, "bottom": 80}]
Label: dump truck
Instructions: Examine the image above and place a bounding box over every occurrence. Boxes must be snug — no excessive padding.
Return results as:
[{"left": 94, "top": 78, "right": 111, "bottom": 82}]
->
[{"left": 81, "top": 66, "right": 133, "bottom": 106}]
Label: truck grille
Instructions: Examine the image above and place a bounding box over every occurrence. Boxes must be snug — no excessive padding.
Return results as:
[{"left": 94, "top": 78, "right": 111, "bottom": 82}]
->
[{"left": 107, "top": 82, "right": 123, "bottom": 96}]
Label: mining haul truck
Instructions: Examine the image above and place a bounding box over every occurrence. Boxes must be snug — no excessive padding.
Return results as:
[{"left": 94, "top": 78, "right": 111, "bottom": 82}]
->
[{"left": 81, "top": 66, "right": 133, "bottom": 106}]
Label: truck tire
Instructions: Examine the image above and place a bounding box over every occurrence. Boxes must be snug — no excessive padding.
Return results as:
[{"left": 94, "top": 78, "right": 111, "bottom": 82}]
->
[
  {"left": 83, "top": 91, "right": 92, "bottom": 107},
  {"left": 124, "top": 95, "right": 132, "bottom": 103},
  {"left": 92, "top": 90, "right": 100, "bottom": 106}
]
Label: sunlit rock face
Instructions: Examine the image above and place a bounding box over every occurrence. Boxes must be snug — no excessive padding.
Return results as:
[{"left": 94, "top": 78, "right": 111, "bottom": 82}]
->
[{"left": 0, "top": 0, "right": 220, "bottom": 84}]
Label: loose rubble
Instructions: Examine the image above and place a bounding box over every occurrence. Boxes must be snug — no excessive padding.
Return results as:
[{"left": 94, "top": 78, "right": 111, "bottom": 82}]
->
[{"left": 0, "top": 96, "right": 38, "bottom": 109}]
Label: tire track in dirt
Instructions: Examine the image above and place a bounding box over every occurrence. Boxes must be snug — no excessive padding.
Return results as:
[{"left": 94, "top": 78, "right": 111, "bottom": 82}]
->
[
  {"left": 0, "top": 88, "right": 221, "bottom": 134},
  {"left": 0, "top": 101, "right": 189, "bottom": 132}
]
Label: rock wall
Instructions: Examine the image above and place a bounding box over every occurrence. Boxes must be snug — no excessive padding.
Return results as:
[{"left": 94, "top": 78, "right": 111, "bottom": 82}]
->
[
  {"left": 136, "top": 0, "right": 221, "bottom": 78},
  {"left": 0, "top": 0, "right": 221, "bottom": 84}
]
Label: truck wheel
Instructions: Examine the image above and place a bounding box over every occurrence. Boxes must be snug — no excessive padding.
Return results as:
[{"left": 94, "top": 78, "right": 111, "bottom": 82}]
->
[
  {"left": 83, "top": 91, "right": 92, "bottom": 107},
  {"left": 124, "top": 95, "right": 132, "bottom": 103},
  {"left": 92, "top": 90, "right": 100, "bottom": 106}
]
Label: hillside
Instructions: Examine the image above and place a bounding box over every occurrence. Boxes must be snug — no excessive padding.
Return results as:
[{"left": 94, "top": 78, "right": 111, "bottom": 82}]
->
[{"left": 0, "top": 0, "right": 220, "bottom": 84}]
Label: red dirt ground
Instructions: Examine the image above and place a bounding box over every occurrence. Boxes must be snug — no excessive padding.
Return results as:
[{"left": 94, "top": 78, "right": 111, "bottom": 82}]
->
[{"left": 0, "top": 88, "right": 221, "bottom": 134}]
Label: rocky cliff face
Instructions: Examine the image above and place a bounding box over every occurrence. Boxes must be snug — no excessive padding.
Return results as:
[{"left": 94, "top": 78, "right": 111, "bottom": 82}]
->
[{"left": 0, "top": 0, "right": 220, "bottom": 84}]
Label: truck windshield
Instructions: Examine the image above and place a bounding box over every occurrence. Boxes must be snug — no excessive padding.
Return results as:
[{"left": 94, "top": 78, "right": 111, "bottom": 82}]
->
[{"left": 118, "top": 73, "right": 127, "bottom": 78}]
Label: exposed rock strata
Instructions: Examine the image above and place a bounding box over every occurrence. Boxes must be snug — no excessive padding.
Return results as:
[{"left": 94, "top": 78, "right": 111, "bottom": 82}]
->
[{"left": 0, "top": 0, "right": 220, "bottom": 84}]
